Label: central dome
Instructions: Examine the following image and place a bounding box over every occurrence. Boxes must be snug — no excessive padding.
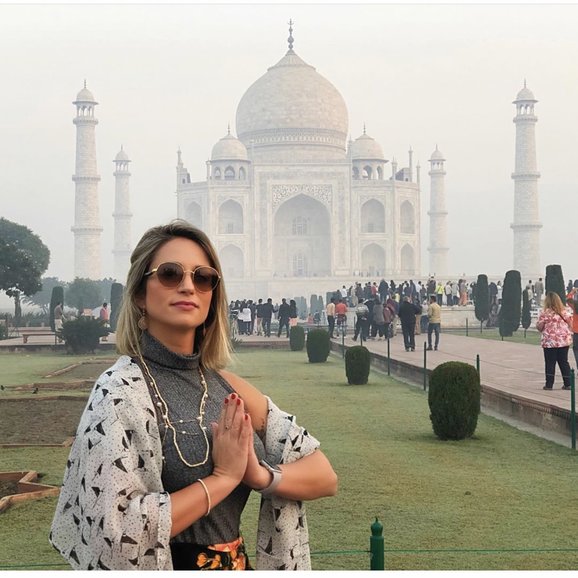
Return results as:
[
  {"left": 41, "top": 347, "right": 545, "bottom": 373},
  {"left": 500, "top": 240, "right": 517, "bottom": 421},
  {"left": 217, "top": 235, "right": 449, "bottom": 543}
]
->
[{"left": 236, "top": 49, "right": 349, "bottom": 161}]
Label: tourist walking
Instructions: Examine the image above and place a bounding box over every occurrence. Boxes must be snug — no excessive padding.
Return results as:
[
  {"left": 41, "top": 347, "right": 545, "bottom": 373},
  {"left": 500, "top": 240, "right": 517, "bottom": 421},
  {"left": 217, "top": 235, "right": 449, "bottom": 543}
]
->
[
  {"left": 326, "top": 298, "right": 336, "bottom": 338},
  {"left": 261, "top": 298, "right": 274, "bottom": 337},
  {"left": 50, "top": 220, "right": 337, "bottom": 570},
  {"left": 426, "top": 295, "right": 441, "bottom": 351},
  {"left": 398, "top": 296, "right": 421, "bottom": 352},
  {"left": 352, "top": 298, "right": 370, "bottom": 342},
  {"left": 277, "top": 298, "right": 291, "bottom": 337},
  {"left": 335, "top": 298, "right": 348, "bottom": 337},
  {"left": 370, "top": 297, "right": 386, "bottom": 340},
  {"left": 536, "top": 292, "right": 573, "bottom": 390},
  {"left": 534, "top": 277, "right": 544, "bottom": 307}
]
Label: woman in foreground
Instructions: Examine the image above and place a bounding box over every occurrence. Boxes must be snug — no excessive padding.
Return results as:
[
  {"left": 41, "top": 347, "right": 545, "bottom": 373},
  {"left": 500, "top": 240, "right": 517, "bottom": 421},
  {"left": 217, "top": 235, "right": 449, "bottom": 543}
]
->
[{"left": 50, "top": 220, "right": 337, "bottom": 570}]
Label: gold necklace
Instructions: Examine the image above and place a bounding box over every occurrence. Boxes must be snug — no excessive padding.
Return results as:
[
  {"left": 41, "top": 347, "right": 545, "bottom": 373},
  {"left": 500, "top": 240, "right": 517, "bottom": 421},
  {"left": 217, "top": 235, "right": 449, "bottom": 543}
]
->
[{"left": 139, "top": 354, "right": 210, "bottom": 468}]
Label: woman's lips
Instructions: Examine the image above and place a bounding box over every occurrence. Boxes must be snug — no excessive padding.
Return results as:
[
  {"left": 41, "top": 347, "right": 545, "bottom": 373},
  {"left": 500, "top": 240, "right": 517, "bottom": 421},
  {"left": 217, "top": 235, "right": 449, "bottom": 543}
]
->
[{"left": 172, "top": 302, "right": 199, "bottom": 310}]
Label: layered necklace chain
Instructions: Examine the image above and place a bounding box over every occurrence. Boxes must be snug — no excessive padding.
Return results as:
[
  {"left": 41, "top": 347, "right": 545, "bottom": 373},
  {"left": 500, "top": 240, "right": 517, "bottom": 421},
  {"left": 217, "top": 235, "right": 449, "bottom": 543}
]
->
[{"left": 139, "top": 354, "right": 210, "bottom": 468}]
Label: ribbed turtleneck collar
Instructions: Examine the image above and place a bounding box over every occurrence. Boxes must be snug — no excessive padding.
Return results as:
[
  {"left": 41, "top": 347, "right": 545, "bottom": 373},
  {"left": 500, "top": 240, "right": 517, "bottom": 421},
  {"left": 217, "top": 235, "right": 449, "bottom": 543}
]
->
[{"left": 140, "top": 331, "right": 200, "bottom": 370}]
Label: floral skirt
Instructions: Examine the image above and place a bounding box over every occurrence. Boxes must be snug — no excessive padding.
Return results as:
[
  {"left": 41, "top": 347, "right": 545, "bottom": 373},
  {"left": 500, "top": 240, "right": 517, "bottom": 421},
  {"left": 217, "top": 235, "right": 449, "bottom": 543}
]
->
[{"left": 171, "top": 536, "right": 253, "bottom": 570}]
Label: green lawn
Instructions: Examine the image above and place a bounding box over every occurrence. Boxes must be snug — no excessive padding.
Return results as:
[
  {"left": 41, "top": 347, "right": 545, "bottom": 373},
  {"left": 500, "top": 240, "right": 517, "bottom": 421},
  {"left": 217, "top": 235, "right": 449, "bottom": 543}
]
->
[
  {"left": 1, "top": 348, "right": 577, "bottom": 570},
  {"left": 445, "top": 326, "right": 541, "bottom": 346}
]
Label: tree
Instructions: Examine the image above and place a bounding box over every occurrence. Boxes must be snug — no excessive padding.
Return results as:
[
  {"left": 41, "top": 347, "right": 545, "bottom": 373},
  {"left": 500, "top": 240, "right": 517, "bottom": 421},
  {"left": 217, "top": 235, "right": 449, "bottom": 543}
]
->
[
  {"left": 65, "top": 278, "right": 103, "bottom": 314},
  {"left": 22, "top": 276, "right": 66, "bottom": 314},
  {"left": 109, "top": 282, "right": 124, "bottom": 332},
  {"left": 49, "top": 285, "right": 65, "bottom": 332},
  {"left": 0, "top": 218, "right": 50, "bottom": 322},
  {"left": 474, "top": 274, "right": 490, "bottom": 331},
  {"left": 545, "top": 264, "right": 565, "bottom": 303},
  {"left": 499, "top": 270, "right": 521, "bottom": 338},
  {"left": 521, "top": 288, "right": 532, "bottom": 338}
]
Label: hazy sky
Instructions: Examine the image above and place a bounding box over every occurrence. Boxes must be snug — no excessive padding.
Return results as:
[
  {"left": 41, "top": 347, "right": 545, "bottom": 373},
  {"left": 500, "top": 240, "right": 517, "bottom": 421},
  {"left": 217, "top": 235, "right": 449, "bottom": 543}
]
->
[{"left": 1, "top": 2, "right": 578, "bottom": 290}]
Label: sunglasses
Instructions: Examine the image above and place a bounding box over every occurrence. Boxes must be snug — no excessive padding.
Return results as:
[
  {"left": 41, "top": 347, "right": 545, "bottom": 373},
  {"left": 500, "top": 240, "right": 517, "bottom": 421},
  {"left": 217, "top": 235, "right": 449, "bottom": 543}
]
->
[{"left": 144, "top": 262, "right": 221, "bottom": 292}]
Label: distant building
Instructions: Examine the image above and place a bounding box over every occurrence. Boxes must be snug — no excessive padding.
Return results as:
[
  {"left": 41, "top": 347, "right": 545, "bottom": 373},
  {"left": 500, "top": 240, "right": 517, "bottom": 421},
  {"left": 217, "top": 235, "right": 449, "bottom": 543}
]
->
[
  {"left": 176, "top": 26, "right": 424, "bottom": 299},
  {"left": 112, "top": 146, "right": 132, "bottom": 283}
]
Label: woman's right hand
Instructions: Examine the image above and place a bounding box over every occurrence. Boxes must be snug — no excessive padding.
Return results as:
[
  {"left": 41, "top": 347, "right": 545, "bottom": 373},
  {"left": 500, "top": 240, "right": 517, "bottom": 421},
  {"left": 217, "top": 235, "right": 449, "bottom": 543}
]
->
[{"left": 210, "top": 393, "right": 252, "bottom": 486}]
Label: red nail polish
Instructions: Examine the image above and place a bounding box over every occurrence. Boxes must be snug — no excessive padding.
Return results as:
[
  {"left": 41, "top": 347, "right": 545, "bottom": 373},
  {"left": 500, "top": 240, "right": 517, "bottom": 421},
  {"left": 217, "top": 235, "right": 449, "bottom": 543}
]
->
[
  {"left": 224, "top": 398, "right": 229, "bottom": 404},
  {"left": 237, "top": 398, "right": 241, "bottom": 406},
  {"left": 244, "top": 414, "right": 249, "bottom": 420},
  {"left": 231, "top": 393, "right": 237, "bottom": 400}
]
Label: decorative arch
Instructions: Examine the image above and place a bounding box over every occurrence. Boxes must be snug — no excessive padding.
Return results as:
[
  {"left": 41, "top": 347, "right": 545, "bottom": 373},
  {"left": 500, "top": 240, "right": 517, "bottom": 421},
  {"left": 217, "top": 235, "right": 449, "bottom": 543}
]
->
[
  {"left": 239, "top": 166, "right": 246, "bottom": 180},
  {"left": 362, "top": 165, "right": 372, "bottom": 179},
  {"left": 220, "top": 244, "right": 244, "bottom": 279},
  {"left": 185, "top": 201, "right": 202, "bottom": 230},
  {"left": 361, "top": 199, "right": 385, "bottom": 233},
  {"left": 213, "top": 167, "right": 221, "bottom": 180},
  {"left": 218, "top": 200, "right": 243, "bottom": 234},
  {"left": 273, "top": 194, "right": 331, "bottom": 277},
  {"left": 352, "top": 166, "right": 360, "bottom": 180},
  {"left": 224, "top": 166, "right": 235, "bottom": 180},
  {"left": 377, "top": 166, "right": 383, "bottom": 180},
  {"left": 361, "top": 243, "right": 385, "bottom": 277},
  {"left": 400, "top": 243, "right": 414, "bottom": 273},
  {"left": 400, "top": 201, "right": 415, "bottom": 234}
]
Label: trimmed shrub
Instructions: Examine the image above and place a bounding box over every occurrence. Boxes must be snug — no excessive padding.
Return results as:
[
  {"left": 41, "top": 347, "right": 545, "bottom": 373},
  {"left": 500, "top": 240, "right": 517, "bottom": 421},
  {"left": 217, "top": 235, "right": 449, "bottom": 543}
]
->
[
  {"left": 545, "top": 264, "right": 565, "bottom": 304},
  {"left": 345, "top": 345, "right": 370, "bottom": 385},
  {"left": 289, "top": 325, "right": 305, "bottom": 351},
  {"left": 110, "top": 282, "right": 124, "bottom": 332},
  {"left": 49, "top": 286, "right": 64, "bottom": 332},
  {"left": 60, "top": 317, "right": 109, "bottom": 354},
  {"left": 306, "top": 328, "right": 331, "bottom": 363},
  {"left": 474, "top": 274, "right": 490, "bottom": 326},
  {"left": 499, "top": 270, "right": 521, "bottom": 337},
  {"left": 428, "top": 361, "right": 481, "bottom": 440}
]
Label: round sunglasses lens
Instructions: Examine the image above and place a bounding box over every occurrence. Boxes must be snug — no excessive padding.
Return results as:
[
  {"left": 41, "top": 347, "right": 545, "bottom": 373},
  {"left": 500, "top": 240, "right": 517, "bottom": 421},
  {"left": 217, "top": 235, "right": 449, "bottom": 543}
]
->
[
  {"left": 194, "top": 267, "right": 219, "bottom": 292},
  {"left": 157, "top": 263, "right": 183, "bottom": 286}
]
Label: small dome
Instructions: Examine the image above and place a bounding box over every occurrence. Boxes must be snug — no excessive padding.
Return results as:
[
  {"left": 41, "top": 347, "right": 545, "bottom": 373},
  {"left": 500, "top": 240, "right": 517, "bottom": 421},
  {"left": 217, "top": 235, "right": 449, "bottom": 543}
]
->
[
  {"left": 514, "top": 85, "right": 536, "bottom": 102},
  {"left": 211, "top": 133, "right": 248, "bottom": 161},
  {"left": 75, "top": 86, "right": 96, "bottom": 103},
  {"left": 430, "top": 146, "right": 445, "bottom": 161},
  {"left": 351, "top": 133, "right": 384, "bottom": 160},
  {"left": 114, "top": 147, "right": 130, "bottom": 162}
]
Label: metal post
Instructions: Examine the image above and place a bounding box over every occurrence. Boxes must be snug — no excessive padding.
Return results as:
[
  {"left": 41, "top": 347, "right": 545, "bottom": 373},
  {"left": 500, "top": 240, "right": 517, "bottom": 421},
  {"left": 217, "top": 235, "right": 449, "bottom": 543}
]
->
[
  {"left": 466, "top": 317, "right": 468, "bottom": 337},
  {"left": 342, "top": 327, "right": 345, "bottom": 359},
  {"left": 423, "top": 341, "right": 427, "bottom": 391},
  {"left": 571, "top": 368, "right": 576, "bottom": 450},
  {"left": 476, "top": 354, "right": 480, "bottom": 379},
  {"left": 387, "top": 337, "right": 391, "bottom": 376},
  {"left": 370, "top": 518, "right": 384, "bottom": 570}
]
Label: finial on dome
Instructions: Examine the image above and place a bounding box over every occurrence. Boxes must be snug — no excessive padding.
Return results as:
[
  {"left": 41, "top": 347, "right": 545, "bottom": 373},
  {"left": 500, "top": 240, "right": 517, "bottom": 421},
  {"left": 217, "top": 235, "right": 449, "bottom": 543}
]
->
[
  {"left": 363, "top": 123, "right": 366, "bottom": 135},
  {"left": 287, "top": 19, "right": 294, "bottom": 51},
  {"left": 227, "top": 123, "right": 231, "bottom": 136},
  {"left": 524, "top": 78, "right": 527, "bottom": 88},
  {"left": 84, "top": 79, "right": 87, "bottom": 89}
]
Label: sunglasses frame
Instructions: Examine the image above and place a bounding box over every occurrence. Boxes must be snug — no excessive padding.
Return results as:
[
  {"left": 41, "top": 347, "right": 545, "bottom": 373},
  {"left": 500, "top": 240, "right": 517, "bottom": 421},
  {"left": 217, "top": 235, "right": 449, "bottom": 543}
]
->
[{"left": 144, "top": 262, "right": 221, "bottom": 293}]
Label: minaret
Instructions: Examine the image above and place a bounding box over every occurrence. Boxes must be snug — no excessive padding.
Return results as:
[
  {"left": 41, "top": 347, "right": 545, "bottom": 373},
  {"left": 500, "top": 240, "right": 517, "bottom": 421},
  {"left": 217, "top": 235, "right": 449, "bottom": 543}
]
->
[
  {"left": 428, "top": 146, "right": 449, "bottom": 276},
  {"left": 112, "top": 146, "right": 132, "bottom": 282},
  {"left": 72, "top": 81, "right": 102, "bottom": 279},
  {"left": 511, "top": 81, "right": 541, "bottom": 279}
]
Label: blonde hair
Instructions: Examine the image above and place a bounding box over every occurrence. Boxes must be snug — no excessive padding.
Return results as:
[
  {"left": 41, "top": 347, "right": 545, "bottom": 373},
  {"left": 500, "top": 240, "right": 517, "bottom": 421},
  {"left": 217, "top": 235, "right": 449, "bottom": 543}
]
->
[
  {"left": 543, "top": 291, "right": 564, "bottom": 316},
  {"left": 115, "top": 220, "right": 231, "bottom": 370}
]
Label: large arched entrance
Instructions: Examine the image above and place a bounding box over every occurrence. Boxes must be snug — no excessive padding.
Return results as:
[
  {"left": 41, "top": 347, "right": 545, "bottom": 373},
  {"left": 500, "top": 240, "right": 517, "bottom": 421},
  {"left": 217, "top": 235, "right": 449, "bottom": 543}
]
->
[
  {"left": 361, "top": 199, "right": 385, "bottom": 233},
  {"left": 273, "top": 194, "right": 331, "bottom": 277},
  {"left": 185, "top": 201, "right": 202, "bottom": 230},
  {"left": 219, "top": 245, "right": 244, "bottom": 279},
  {"left": 218, "top": 200, "right": 244, "bottom": 234},
  {"left": 361, "top": 243, "right": 386, "bottom": 277}
]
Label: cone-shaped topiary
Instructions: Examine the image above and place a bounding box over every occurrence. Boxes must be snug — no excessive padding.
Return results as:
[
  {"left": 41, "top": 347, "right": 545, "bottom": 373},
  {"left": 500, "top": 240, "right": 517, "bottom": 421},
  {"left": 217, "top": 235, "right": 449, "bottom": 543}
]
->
[
  {"left": 345, "top": 345, "right": 371, "bottom": 384},
  {"left": 109, "top": 282, "right": 124, "bottom": 332},
  {"left": 306, "top": 328, "right": 331, "bottom": 363},
  {"left": 521, "top": 289, "right": 531, "bottom": 336},
  {"left": 474, "top": 274, "right": 490, "bottom": 325},
  {"left": 289, "top": 325, "right": 305, "bottom": 351},
  {"left": 499, "top": 270, "right": 521, "bottom": 337},
  {"left": 428, "top": 361, "right": 480, "bottom": 440},
  {"left": 545, "top": 264, "right": 565, "bottom": 304}
]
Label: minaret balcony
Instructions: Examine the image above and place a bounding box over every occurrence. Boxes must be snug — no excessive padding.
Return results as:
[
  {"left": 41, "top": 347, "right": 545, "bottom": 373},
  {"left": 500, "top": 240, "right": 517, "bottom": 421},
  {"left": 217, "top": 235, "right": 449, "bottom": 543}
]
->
[{"left": 511, "top": 171, "right": 540, "bottom": 179}]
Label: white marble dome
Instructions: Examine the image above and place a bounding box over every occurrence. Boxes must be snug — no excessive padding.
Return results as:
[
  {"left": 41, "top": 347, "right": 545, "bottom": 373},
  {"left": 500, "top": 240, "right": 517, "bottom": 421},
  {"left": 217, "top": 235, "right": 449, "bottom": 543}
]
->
[
  {"left": 115, "top": 147, "right": 130, "bottom": 162},
  {"left": 75, "top": 86, "right": 96, "bottom": 103},
  {"left": 211, "top": 133, "right": 248, "bottom": 161},
  {"left": 430, "top": 146, "right": 445, "bottom": 161},
  {"left": 515, "top": 86, "right": 536, "bottom": 102},
  {"left": 235, "top": 50, "right": 348, "bottom": 156},
  {"left": 351, "top": 133, "right": 384, "bottom": 160}
]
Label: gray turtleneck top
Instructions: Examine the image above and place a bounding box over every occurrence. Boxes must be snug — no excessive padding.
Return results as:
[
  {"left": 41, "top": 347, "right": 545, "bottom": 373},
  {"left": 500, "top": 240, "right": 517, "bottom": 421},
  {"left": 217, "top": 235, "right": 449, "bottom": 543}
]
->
[{"left": 139, "top": 331, "right": 265, "bottom": 545}]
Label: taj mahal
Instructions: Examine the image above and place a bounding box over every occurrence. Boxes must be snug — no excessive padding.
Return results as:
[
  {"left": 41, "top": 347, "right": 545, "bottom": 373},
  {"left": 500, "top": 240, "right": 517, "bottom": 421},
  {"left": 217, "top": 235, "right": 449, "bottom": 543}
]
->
[
  {"left": 175, "top": 26, "right": 431, "bottom": 300},
  {"left": 71, "top": 25, "right": 542, "bottom": 298}
]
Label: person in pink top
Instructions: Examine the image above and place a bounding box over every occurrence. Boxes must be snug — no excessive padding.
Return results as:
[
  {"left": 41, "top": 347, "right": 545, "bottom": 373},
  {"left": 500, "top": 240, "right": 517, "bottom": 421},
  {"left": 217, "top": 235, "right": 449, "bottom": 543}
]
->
[{"left": 536, "top": 291, "right": 573, "bottom": 390}]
